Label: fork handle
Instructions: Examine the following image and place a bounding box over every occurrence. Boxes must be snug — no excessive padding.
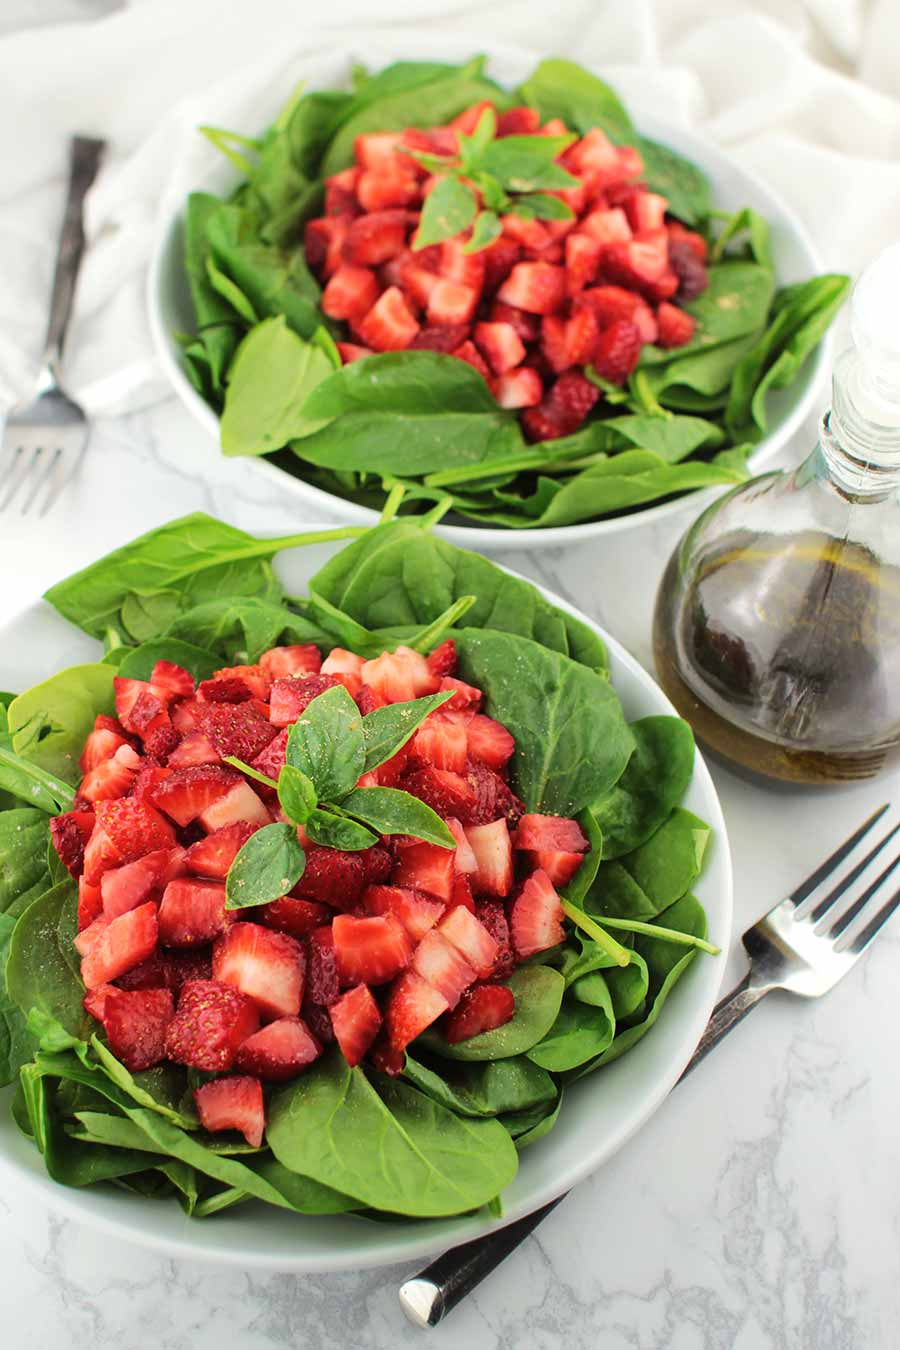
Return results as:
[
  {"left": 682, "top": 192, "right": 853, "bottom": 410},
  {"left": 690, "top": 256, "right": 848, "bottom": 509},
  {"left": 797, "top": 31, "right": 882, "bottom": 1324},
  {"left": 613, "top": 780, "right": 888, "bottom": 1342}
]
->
[
  {"left": 42, "top": 135, "right": 106, "bottom": 373},
  {"left": 681, "top": 973, "right": 769, "bottom": 1076}
]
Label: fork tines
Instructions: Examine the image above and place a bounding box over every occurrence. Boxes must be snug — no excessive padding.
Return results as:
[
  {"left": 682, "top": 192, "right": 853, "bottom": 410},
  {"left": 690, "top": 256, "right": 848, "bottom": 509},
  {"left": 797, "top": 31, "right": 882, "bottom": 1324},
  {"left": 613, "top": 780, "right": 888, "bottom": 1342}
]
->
[{"left": 791, "top": 803, "right": 900, "bottom": 955}]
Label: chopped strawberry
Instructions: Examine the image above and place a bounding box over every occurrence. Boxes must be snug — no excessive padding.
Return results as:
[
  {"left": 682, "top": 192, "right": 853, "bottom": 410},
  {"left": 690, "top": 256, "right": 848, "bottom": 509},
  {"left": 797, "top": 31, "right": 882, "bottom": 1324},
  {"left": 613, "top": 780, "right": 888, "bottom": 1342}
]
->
[
  {"left": 250, "top": 726, "right": 288, "bottom": 781},
  {"left": 656, "top": 301, "right": 696, "bottom": 348},
  {"left": 82, "top": 984, "right": 113, "bottom": 1022},
  {"left": 439, "top": 675, "right": 482, "bottom": 711},
  {"left": 450, "top": 873, "right": 475, "bottom": 912},
  {"left": 576, "top": 285, "right": 658, "bottom": 343},
  {"left": 445, "top": 817, "right": 477, "bottom": 873},
  {"left": 601, "top": 238, "right": 670, "bottom": 295},
  {"left": 401, "top": 765, "right": 476, "bottom": 822},
  {"left": 402, "top": 263, "right": 442, "bottom": 308},
  {"left": 494, "top": 366, "right": 543, "bottom": 412},
  {"left": 522, "top": 369, "right": 600, "bottom": 441},
  {"left": 354, "top": 131, "right": 404, "bottom": 170},
  {"left": 269, "top": 673, "right": 339, "bottom": 727},
  {"left": 399, "top": 127, "right": 458, "bottom": 159},
  {"left": 443, "top": 982, "right": 515, "bottom": 1043},
  {"left": 332, "top": 913, "right": 412, "bottom": 986},
  {"left": 343, "top": 209, "right": 408, "bottom": 266},
  {"left": 425, "top": 638, "right": 456, "bottom": 678},
  {"left": 362, "top": 884, "right": 445, "bottom": 941},
  {"left": 409, "top": 323, "right": 472, "bottom": 353},
  {"left": 392, "top": 838, "right": 456, "bottom": 902},
  {"left": 142, "top": 724, "right": 180, "bottom": 760},
  {"left": 540, "top": 314, "right": 569, "bottom": 374},
  {"left": 171, "top": 699, "right": 203, "bottom": 733},
  {"left": 489, "top": 299, "right": 540, "bottom": 343},
  {"left": 510, "top": 868, "right": 565, "bottom": 958},
  {"left": 198, "top": 779, "right": 271, "bottom": 832},
  {"left": 194, "top": 1075, "right": 264, "bottom": 1147},
  {"left": 667, "top": 239, "right": 708, "bottom": 301},
  {"left": 362, "top": 844, "right": 393, "bottom": 885},
  {"left": 113, "top": 677, "right": 169, "bottom": 736},
  {"left": 80, "top": 744, "right": 142, "bottom": 803},
  {"left": 385, "top": 970, "right": 449, "bottom": 1051},
  {"left": 565, "top": 232, "right": 603, "bottom": 294},
  {"left": 473, "top": 321, "right": 526, "bottom": 376},
  {"left": 213, "top": 922, "right": 305, "bottom": 1020},
  {"left": 412, "top": 929, "right": 476, "bottom": 1008},
  {"left": 530, "top": 848, "right": 586, "bottom": 886},
  {"left": 426, "top": 279, "right": 478, "bottom": 326},
  {"left": 451, "top": 340, "right": 492, "bottom": 382},
  {"left": 365, "top": 742, "right": 409, "bottom": 788},
  {"left": 357, "top": 166, "right": 418, "bottom": 211},
  {"left": 150, "top": 660, "right": 195, "bottom": 702},
  {"left": 337, "top": 341, "right": 373, "bottom": 364},
  {"left": 98, "top": 987, "right": 175, "bottom": 1071},
  {"left": 322, "top": 263, "right": 379, "bottom": 320},
  {"left": 480, "top": 237, "right": 521, "bottom": 294},
  {"left": 465, "top": 760, "right": 525, "bottom": 828},
  {"left": 149, "top": 764, "right": 239, "bottom": 827},
  {"left": 295, "top": 846, "right": 367, "bottom": 911},
  {"left": 158, "top": 877, "right": 228, "bottom": 947},
  {"left": 305, "top": 214, "right": 352, "bottom": 276},
  {"left": 325, "top": 167, "right": 360, "bottom": 217},
  {"left": 80, "top": 901, "right": 158, "bottom": 989},
  {"left": 463, "top": 819, "right": 513, "bottom": 897},
  {"left": 438, "top": 904, "right": 499, "bottom": 976},
  {"left": 115, "top": 947, "right": 212, "bottom": 993},
  {"left": 465, "top": 714, "right": 515, "bottom": 769},
  {"left": 666, "top": 219, "right": 708, "bottom": 262},
  {"left": 501, "top": 214, "right": 550, "bottom": 250},
  {"left": 475, "top": 899, "right": 515, "bottom": 978},
  {"left": 361, "top": 648, "right": 436, "bottom": 703},
  {"left": 49, "top": 810, "right": 95, "bottom": 877},
  {"left": 358, "top": 285, "right": 419, "bottom": 351},
  {"left": 258, "top": 646, "right": 321, "bottom": 687},
  {"left": 185, "top": 822, "right": 259, "bottom": 878},
  {"left": 305, "top": 926, "right": 340, "bottom": 1006},
  {"left": 563, "top": 305, "right": 601, "bottom": 368},
  {"left": 261, "top": 895, "right": 330, "bottom": 939},
  {"left": 73, "top": 913, "right": 109, "bottom": 957},
  {"left": 195, "top": 701, "right": 278, "bottom": 760},
  {"left": 166, "top": 978, "right": 259, "bottom": 1072},
  {"left": 592, "top": 318, "right": 642, "bottom": 384},
  {"left": 101, "top": 846, "right": 187, "bottom": 919},
  {"left": 93, "top": 796, "right": 176, "bottom": 868},
  {"left": 497, "top": 105, "right": 541, "bottom": 136},
  {"left": 564, "top": 127, "right": 620, "bottom": 182},
  {"left": 320, "top": 648, "right": 365, "bottom": 696},
  {"left": 513, "top": 814, "right": 588, "bottom": 852},
  {"left": 77, "top": 874, "right": 103, "bottom": 931},
  {"left": 80, "top": 720, "right": 130, "bottom": 774},
  {"left": 449, "top": 100, "right": 496, "bottom": 134},
  {"left": 497, "top": 261, "right": 566, "bottom": 315},
  {"left": 410, "top": 715, "right": 468, "bottom": 774},
  {"left": 330, "top": 984, "right": 382, "bottom": 1067},
  {"left": 235, "top": 1016, "right": 321, "bottom": 1081},
  {"left": 624, "top": 190, "right": 667, "bottom": 235},
  {"left": 202, "top": 664, "right": 270, "bottom": 701}
]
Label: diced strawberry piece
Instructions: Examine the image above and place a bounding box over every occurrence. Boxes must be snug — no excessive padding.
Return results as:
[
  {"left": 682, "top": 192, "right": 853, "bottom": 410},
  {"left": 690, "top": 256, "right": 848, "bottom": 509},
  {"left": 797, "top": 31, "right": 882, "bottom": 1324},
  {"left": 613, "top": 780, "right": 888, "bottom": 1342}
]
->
[
  {"left": 185, "top": 822, "right": 259, "bottom": 879},
  {"left": 624, "top": 190, "right": 668, "bottom": 234},
  {"left": 49, "top": 810, "right": 95, "bottom": 877},
  {"left": 513, "top": 814, "right": 588, "bottom": 853},
  {"left": 305, "top": 926, "right": 340, "bottom": 1007},
  {"left": 564, "top": 306, "right": 601, "bottom": 368},
  {"left": 354, "top": 131, "right": 404, "bottom": 170},
  {"left": 195, "top": 701, "right": 278, "bottom": 761},
  {"left": 474, "top": 321, "right": 525, "bottom": 376},
  {"left": 114, "top": 677, "right": 169, "bottom": 736},
  {"left": 450, "top": 873, "right": 475, "bottom": 912},
  {"left": 142, "top": 724, "right": 180, "bottom": 760},
  {"left": 616, "top": 144, "right": 644, "bottom": 180},
  {"left": 443, "top": 982, "right": 515, "bottom": 1044},
  {"left": 295, "top": 846, "right": 367, "bottom": 911},
  {"left": 501, "top": 214, "right": 550, "bottom": 251},
  {"left": 481, "top": 237, "right": 521, "bottom": 293},
  {"left": 438, "top": 904, "right": 499, "bottom": 976},
  {"left": 540, "top": 314, "right": 569, "bottom": 374},
  {"left": 194, "top": 1074, "right": 265, "bottom": 1147},
  {"left": 565, "top": 233, "right": 602, "bottom": 295},
  {"left": 392, "top": 839, "right": 455, "bottom": 902},
  {"left": 80, "top": 744, "right": 142, "bottom": 803},
  {"left": 425, "top": 638, "right": 456, "bottom": 678},
  {"left": 235, "top": 1016, "right": 321, "bottom": 1082},
  {"left": 439, "top": 675, "right": 482, "bottom": 711},
  {"left": 268, "top": 673, "right": 339, "bottom": 727},
  {"left": 305, "top": 214, "right": 352, "bottom": 278},
  {"left": 358, "top": 286, "right": 419, "bottom": 351},
  {"left": 357, "top": 167, "right": 419, "bottom": 211},
  {"left": 402, "top": 264, "right": 442, "bottom": 308},
  {"left": 667, "top": 219, "right": 708, "bottom": 262},
  {"left": 101, "top": 846, "right": 187, "bottom": 919},
  {"left": 385, "top": 970, "right": 448, "bottom": 1052},
  {"left": 148, "top": 765, "right": 238, "bottom": 827},
  {"left": 576, "top": 208, "right": 631, "bottom": 250},
  {"left": 330, "top": 984, "right": 382, "bottom": 1067},
  {"left": 170, "top": 699, "right": 203, "bottom": 734},
  {"left": 475, "top": 899, "right": 515, "bottom": 979},
  {"left": 80, "top": 901, "right": 158, "bottom": 989},
  {"left": 166, "top": 978, "right": 259, "bottom": 1072},
  {"left": 601, "top": 238, "right": 670, "bottom": 296},
  {"left": 401, "top": 765, "right": 477, "bottom": 822},
  {"left": 332, "top": 913, "right": 412, "bottom": 986},
  {"left": 319, "top": 648, "right": 365, "bottom": 697},
  {"left": 446, "top": 816, "right": 477, "bottom": 873},
  {"left": 343, "top": 209, "right": 408, "bottom": 266},
  {"left": 463, "top": 819, "right": 513, "bottom": 897},
  {"left": 259, "top": 644, "right": 322, "bottom": 681},
  {"left": 451, "top": 340, "right": 492, "bottom": 382},
  {"left": 656, "top": 301, "right": 696, "bottom": 348},
  {"left": 427, "top": 279, "right": 478, "bottom": 326},
  {"left": 529, "top": 849, "right": 586, "bottom": 886},
  {"left": 564, "top": 127, "right": 620, "bottom": 182},
  {"left": 497, "top": 261, "right": 566, "bottom": 315},
  {"left": 157, "top": 877, "right": 227, "bottom": 947},
  {"left": 362, "top": 844, "right": 393, "bottom": 885},
  {"left": 510, "top": 868, "right": 565, "bottom": 958},
  {"left": 115, "top": 947, "right": 212, "bottom": 993},
  {"left": 149, "top": 660, "right": 194, "bottom": 702},
  {"left": 497, "top": 105, "right": 541, "bottom": 136},
  {"left": 260, "top": 895, "right": 330, "bottom": 939},
  {"left": 409, "top": 323, "right": 472, "bottom": 353},
  {"left": 97, "top": 987, "right": 174, "bottom": 1071},
  {"left": 198, "top": 779, "right": 271, "bottom": 832},
  {"left": 667, "top": 240, "right": 708, "bottom": 301},
  {"left": 130, "top": 766, "right": 174, "bottom": 809},
  {"left": 400, "top": 126, "right": 459, "bottom": 159},
  {"left": 360, "top": 648, "right": 436, "bottom": 703},
  {"left": 412, "top": 928, "right": 476, "bottom": 1008},
  {"left": 202, "top": 665, "right": 270, "bottom": 702},
  {"left": 465, "top": 760, "right": 524, "bottom": 829},
  {"left": 576, "top": 285, "right": 658, "bottom": 343},
  {"left": 77, "top": 874, "right": 103, "bottom": 931},
  {"left": 411, "top": 715, "right": 468, "bottom": 773},
  {"left": 94, "top": 796, "right": 176, "bottom": 867},
  {"left": 439, "top": 237, "right": 485, "bottom": 292},
  {"left": 213, "top": 922, "right": 305, "bottom": 1020},
  {"left": 73, "top": 913, "right": 109, "bottom": 958},
  {"left": 449, "top": 100, "right": 496, "bottom": 134},
  {"left": 489, "top": 299, "right": 540, "bottom": 343},
  {"left": 249, "top": 726, "right": 287, "bottom": 781},
  {"left": 362, "top": 884, "right": 445, "bottom": 941},
  {"left": 80, "top": 721, "right": 130, "bottom": 774},
  {"left": 322, "top": 263, "right": 379, "bottom": 320},
  {"left": 522, "top": 369, "right": 600, "bottom": 441},
  {"left": 83, "top": 984, "right": 113, "bottom": 1021},
  {"left": 337, "top": 341, "right": 373, "bottom": 364},
  {"left": 325, "top": 166, "right": 360, "bottom": 217},
  {"left": 593, "top": 318, "right": 642, "bottom": 385},
  {"left": 464, "top": 715, "right": 514, "bottom": 770}
]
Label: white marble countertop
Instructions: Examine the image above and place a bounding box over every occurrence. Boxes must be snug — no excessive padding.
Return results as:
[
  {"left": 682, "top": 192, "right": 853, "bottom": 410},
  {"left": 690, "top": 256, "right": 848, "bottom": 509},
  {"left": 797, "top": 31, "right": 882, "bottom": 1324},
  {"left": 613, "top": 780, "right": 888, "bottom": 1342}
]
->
[{"left": 2, "top": 4, "right": 900, "bottom": 1348}]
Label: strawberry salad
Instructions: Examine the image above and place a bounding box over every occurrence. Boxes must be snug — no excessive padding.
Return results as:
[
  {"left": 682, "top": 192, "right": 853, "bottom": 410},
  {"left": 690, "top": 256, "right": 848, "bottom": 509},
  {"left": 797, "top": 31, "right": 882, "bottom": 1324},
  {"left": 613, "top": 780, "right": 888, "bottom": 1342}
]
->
[{"left": 1, "top": 513, "right": 717, "bottom": 1218}]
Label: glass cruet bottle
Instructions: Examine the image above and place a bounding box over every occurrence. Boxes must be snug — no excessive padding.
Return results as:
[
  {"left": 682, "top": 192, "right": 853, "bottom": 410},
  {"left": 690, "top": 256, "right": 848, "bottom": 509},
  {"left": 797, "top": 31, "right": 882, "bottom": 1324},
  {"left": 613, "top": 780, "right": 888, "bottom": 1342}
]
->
[{"left": 653, "top": 244, "right": 900, "bottom": 785}]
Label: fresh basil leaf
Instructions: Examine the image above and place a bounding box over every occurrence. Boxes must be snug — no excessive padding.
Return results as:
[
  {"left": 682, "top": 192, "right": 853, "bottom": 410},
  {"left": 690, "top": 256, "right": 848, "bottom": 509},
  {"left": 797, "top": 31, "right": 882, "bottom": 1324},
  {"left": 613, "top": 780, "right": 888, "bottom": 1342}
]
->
[
  {"left": 225, "top": 822, "right": 306, "bottom": 910},
  {"left": 285, "top": 683, "right": 364, "bottom": 801},
  {"left": 342, "top": 787, "right": 455, "bottom": 848},
  {"left": 277, "top": 764, "right": 317, "bottom": 825},
  {"left": 464, "top": 209, "right": 503, "bottom": 252},
  {"left": 477, "top": 135, "right": 577, "bottom": 193},
  {"left": 457, "top": 105, "right": 497, "bottom": 165},
  {"left": 304, "top": 808, "right": 378, "bottom": 851},
  {"left": 413, "top": 175, "right": 478, "bottom": 250},
  {"left": 511, "top": 192, "right": 574, "bottom": 221},
  {"left": 220, "top": 316, "right": 336, "bottom": 456},
  {"left": 361, "top": 690, "right": 454, "bottom": 773}
]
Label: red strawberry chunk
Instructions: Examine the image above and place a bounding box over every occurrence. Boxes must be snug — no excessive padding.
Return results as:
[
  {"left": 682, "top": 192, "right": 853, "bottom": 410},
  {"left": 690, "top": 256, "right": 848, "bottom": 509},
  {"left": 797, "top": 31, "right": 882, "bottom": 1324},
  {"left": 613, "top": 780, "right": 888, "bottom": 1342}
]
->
[
  {"left": 305, "top": 926, "right": 340, "bottom": 1006},
  {"left": 73, "top": 913, "right": 109, "bottom": 957},
  {"left": 411, "top": 716, "right": 468, "bottom": 773},
  {"left": 213, "top": 922, "right": 305, "bottom": 1020},
  {"left": 98, "top": 987, "right": 175, "bottom": 1071},
  {"left": 425, "top": 638, "right": 456, "bottom": 678},
  {"left": 80, "top": 901, "right": 158, "bottom": 989},
  {"left": 322, "top": 263, "right": 379, "bottom": 320},
  {"left": 443, "top": 983, "right": 515, "bottom": 1044},
  {"left": 269, "top": 673, "right": 339, "bottom": 727},
  {"left": 438, "top": 904, "right": 499, "bottom": 976},
  {"left": 259, "top": 644, "right": 322, "bottom": 681},
  {"left": 593, "top": 317, "right": 642, "bottom": 384},
  {"left": 332, "top": 913, "right": 412, "bottom": 986},
  {"left": 412, "top": 929, "right": 476, "bottom": 1008},
  {"left": 510, "top": 868, "right": 565, "bottom": 958},
  {"left": 427, "top": 279, "right": 478, "bottom": 326},
  {"left": 337, "top": 342, "right": 373, "bottom": 364},
  {"left": 451, "top": 340, "right": 491, "bottom": 382},
  {"left": 186, "top": 822, "right": 260, "bottom": 878},
  {"left": 158, "top": 877, "right": 228, "bottom": 947},
  {"left": 541, "top": 314, "right": 569, "bottom": 374},
  {"left": 94, "top": 796, "right": 176, "bottom": 866},
  {"left": 196, "top": 701, "right": 278, "bottom": 760},
  {"left": 465, "top": 714, "right": 514, "bottom": 769},
  {"left": 261, "top": 895, "right": 330, "bottom": 939},
  {"left": 101, "top": 846, "right": 187, "bottom": 919},
  {"left": 489, "top": 299, "right": 540, "bottom": 343},
  {"left": 80, "top": 744, "right": 142, "bottom": 803},
  {"left": 114, "top": 677, "right": 169, "bottom": 736},
  {"left": 235, "top": 1016, "right": 321, "bottom": 1081},
  {"left": 385, "top": 970, "right": 449, "bottom": 1051},
  {"left": 656, "top": 301, "right": 696, "bottom": 348},
  {"left": 474, "top": 900, "right": 515, "bottom": 979},
  {"left": 602, "top": 238, "right": 670, "bottom": 296},
  {"left": 150, "top": 660, "right": 195, "bottom": 701},
  {"left": 528, "top": 848, "right": 587, "bottom": 887},
  {"left": 401, "top": 766, "right": 476, "bottom": 823},
  {"left": 115, "top": 947, "right": 212, "bottom": 993},
  {"left": 194, "top": 1075, "right": 264, "bottom": 1147},
  {"left": 580, "top": 206, "right": 632, "bottom": 247},
  {"left": 497, "top": 105, "right": 541, "bottom": 136},
  {"left": 363, "top": 884, "right": 445, "bottom": 941},
  {"left": 357, "top": 167, "right": 418, "bottom": 211},
  {"left": 624, "top": 190, "right": 668, "bottom": 234},
  {"left": 343, "top": 209, "right": 408, "bottom": 266},
  {"left": 523, "top": 369, "right": 600, "bottom": 442},
  {"left": 563, "top": 306, "right": 601, "bottom": 368},
  {"left": 330, "top": 984, "right": 382, "bottom": 1067},
  {"left": 305, "top": 215, "right": 352, "bottom": 277},
  {"left": 439, "top": 675, "right": 482, "bottom": 712},
  {"left": 358, "top": 285, "right": 419, "bottom": 351},
  {"left": 481, "top": 237, "right": 522, "bottom": 292},
  {"left": 513, "top": 814, "right": 588, "bottom": 853},
  {"left": 666, "top": 219, "right": 708, "bottom": 262},
  {"left": 497, "top": 261, "right": 566, "bottom": 315},
  {"left": 392, "top": 839, "right": 456, "bottom": 902},
  {"left": 439, "top": 237, "right": 485, "bottom": 291},
  {"left": 501, "top": 214, "right": 550, "bottom": 250},
  {"left": 325, "top": 167, "right": 360, "bottom": 217},
  {"left": 409, "top": 323, "right": 471, "bottom": 353},
  {"left": 667, "top": 240, "right": 708, "bottom": 302},
  {"left": 149, "top": 764, "right": 241, "bottom": 827},
  {"left": 142, "top": 724, "right": 180, "bottom": 760},
  {"left": 320, "top": 648, "right": 365, "bottom": 696},
  {"left": 354, "top": 131, "right": 405, "bottom": 169},
  {"left": 463, "top": 819, "right": 513, "bottom": 897},
  {"left": 465, "top": 760, "right": 525, "bottom": 828},
  {"left": 360, "top": 651, "right": 423, "bottom": 703},
  {"left": 446, "top": 816, "right": 477, "bottom": 873},
  {"left": 250, "top": 726, "right": 288, "bottom": 781},
  {"left": 80, "top": 722, "right": 130, "bottom": 774},
  {"left": 295, "top": 846, "right": 367, "bottom": 911},
  {"left": 474, "top": 321, "right": 525, "bottom": 375},
  {"left": 166, "top": 978, "right": 259, "bottom": 1072},
  {"left": 449, "top": 100, "right": 496, "bottom": 134},
  {"left": 129, "top": 763, "right": 173, "bottom": 805},
  {"left": 450, "top": 873, "right": 475, "bottom": 912},
  {"left": 77, "top": 875, "right": 103, "bottom": 931},
  {"left": 50, "top": 810, "right": 95, "bottom": 877},
  {"left": 403, "top": 264, "right": 442, "bottom": 308},
  {"left": 202, "top": 664, "right": 269, "bottom": 701},
  {"left": 199, "top": 779, "right": 271, "bottom": 832},
  {"left": 577, "top": 285, "right": 658, "bottom": 343},
  {"left": 361, "top": 844, "right": 393, "bottom": 885},
  {"left": 565, "top": 233, "right": 603, "bottom": 293}
]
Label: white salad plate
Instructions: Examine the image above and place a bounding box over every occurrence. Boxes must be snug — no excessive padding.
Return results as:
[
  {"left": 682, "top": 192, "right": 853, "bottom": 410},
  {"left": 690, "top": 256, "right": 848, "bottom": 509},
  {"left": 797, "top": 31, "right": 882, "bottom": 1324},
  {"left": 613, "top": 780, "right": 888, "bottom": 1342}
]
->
[
  {"left": 0, "top": 535, "right": 732, "bottom": 1271},
  {"left": 148, "top": 36, "right": 830, "bottom": 552}
]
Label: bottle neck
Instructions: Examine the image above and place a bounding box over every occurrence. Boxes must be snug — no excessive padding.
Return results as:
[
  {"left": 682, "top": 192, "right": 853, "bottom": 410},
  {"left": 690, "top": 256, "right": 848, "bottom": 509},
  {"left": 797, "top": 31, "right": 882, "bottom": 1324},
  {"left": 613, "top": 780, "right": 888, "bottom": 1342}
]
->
[{"left": 820, "top": 349, "right": 900, "bottom": 497}]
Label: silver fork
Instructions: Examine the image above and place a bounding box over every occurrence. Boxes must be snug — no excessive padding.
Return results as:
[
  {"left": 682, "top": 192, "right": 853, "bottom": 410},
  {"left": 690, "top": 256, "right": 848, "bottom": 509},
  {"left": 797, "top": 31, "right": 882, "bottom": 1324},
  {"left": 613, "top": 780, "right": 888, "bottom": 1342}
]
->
[
  {"left": 400, "top": 803, "right": 900, "bottom": 1328},
  {"left": 1, "top": 135, "right": 105, "bottom": 516}
]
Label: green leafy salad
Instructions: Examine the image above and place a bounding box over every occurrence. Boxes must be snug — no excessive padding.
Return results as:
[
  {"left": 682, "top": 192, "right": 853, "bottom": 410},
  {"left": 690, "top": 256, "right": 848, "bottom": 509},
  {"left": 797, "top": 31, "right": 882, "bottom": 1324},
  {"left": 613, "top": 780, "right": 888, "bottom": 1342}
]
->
[
  {"left": 176, "top": 54, "right": 849, "bottom": 529},
  {"left": 0, "top": 509, "right": 718, "bottom": 1220}
]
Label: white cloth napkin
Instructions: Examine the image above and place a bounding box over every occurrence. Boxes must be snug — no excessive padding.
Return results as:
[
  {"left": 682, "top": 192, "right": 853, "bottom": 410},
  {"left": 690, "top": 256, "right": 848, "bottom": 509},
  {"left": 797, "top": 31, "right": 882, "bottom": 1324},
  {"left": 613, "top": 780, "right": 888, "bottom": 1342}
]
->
[{"left": 2, "top": 0, "right": 900, "bottom": 416}]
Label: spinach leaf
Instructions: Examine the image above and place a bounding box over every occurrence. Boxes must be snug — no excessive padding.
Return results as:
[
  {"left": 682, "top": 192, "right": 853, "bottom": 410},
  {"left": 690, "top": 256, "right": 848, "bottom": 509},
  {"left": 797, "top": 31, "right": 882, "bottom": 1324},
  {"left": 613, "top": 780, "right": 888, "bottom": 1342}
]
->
[
  {"left": 341, "top": 787, "right": 455, "bottom": 848},
  {"left": 402, "top": 1054, "right": 556, "bottom": 1118},
  {"left": 636, "top": 137, "right": 712, "bottom": 225},
  {"left": 527, "top": 987, "right": 615, "bottom": 1072},
  {"left": 304, "top": 808, "right": 377, "bottom": 851},
  {"left": 587, "top": 861, "right": 659, "bottom": 922},
  {"left": 361, "top": 691, "right": 454, "bottom": 773},
  {"left": 640, "top": 262, "right": 776, "bottom": 368},
  {"left": 225, "top": 823, "right": 306, "bottom": 910},
  {"left": 204, "top": 202, "right": 323, "bottom": 340},
  {"left": 90, "top": 1039, "right": 197, "bottom": 1129},
  {"left": 0, "top": 809, "right": 52, "bottom": 917},
  {"left": 220, "top": 316, "right": 336, "bottom": 455},
  {"left": 267, "top": 1047, "right": 518, "bottom": 1216},
  {"left": 601, "top": 951, "right": 650, "bottom": 1021},
  {"left": 561, "top": 808, "right": 603, "bottom": 907},
  {"left": 0, "top": 911, "right": 37, "bottom": 1086},
  {"left": 285, "top": 683, "right": 364, "bottom": 800},
  {"left": 7, "top": 665, "right": 115, "bottom": 785},
  {"left": 711, "top": 206, "right": 774, "bottom": 270},
  {"left": 182, "top": 192, "right": 242, "bottom": 397},
  {"left": 456, "top": 629, "right": 633, "bottom": 814},
  {"left": 0, "top": 744, "right": 76, "bottom": 814},
  {"left": 517, "top": 58, "right": 634, "bottom": 141},
  {"left": 621, "top": 807, "right": 712, "bottom": 913},
  {"left": 419, "top": 966, "right": 565, "bottom": 1062},
  {"left": 503, "top": 1091, "right": 563, "bottom": 1149},
  {"left": 6, "top": 880, "right": 89, "bottom": 1039},
  {"left": 115, "top": 639, "right": 220, "bottom": 682},
  {"left": 165, "top": 596, "right": 332, "bottom": 665},
  {"left": 591, "top": 716, "right": 696, "bottom": 859}
]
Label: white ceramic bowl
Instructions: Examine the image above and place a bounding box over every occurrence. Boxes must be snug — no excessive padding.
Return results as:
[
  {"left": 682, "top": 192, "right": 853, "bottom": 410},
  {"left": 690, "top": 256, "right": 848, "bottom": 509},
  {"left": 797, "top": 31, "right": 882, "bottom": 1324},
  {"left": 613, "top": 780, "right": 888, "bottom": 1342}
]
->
[
  {"left": 0, "top": 535, "right": 732, "bottom": 1271},
  {"left": 147, "top": 38, "right": 830, "bottom": 551}
]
